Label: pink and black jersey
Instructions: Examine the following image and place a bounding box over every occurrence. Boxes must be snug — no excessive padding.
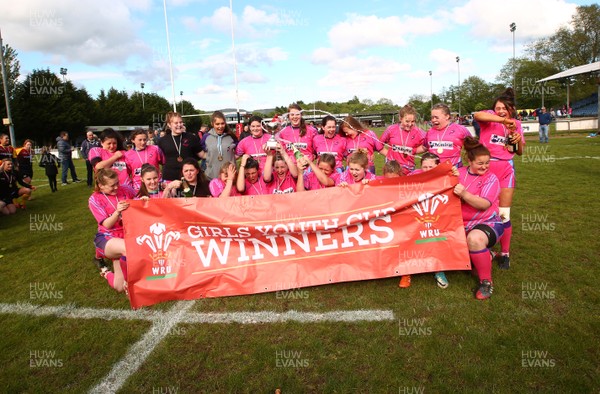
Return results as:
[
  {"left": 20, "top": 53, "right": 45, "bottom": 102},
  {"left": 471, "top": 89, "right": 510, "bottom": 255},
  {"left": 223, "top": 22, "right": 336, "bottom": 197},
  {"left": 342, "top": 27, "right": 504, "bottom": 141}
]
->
[
  {"left": 478, "top": 110, "right": 525, "bottom": 161},
  {"left": 336, "top": 169, "right": 377, "bottom": 185},
  {"left": 243, "top": 178, "right": 270, "bottom": 196},
  {"left": 235, "top": 134, "right": 270, "bottom": 171},
  {"left": 242, "top": 177, "right": 270, "bottom": 196},
  {"left": 457, "top": 167, "right": 501, "bottom": 231},
  {"left": 425, "top": 123, "right": 471, "bottom": 166},
  {"left": 124, "top": 145, "right": 165, "bottom": 190},
  {"left": 312, "top": 134, "right": 346, "bottom": 170},
  {"left": 209, "top": 178, "right": 241, "bottom": 197},
  {"left": 89, "top": 186, "right": 136, "bottom": 237},
  {"left": 267, "top": 173, "right": 296, "bottom": 194},
  {"left": 277, "top": 125, "right": 318, "bottom": 163},
  {"left": 89, "top": 147, "right": 130, "bottom": 186},
  {"left": 344, "top": 130, "right": 383, "bottom": 168},
  {"left": 303, "top": 171, "right": 339, "bottom": 191},
  {"left": 380, "top": 124, "right": 426, "bottom": 174}
]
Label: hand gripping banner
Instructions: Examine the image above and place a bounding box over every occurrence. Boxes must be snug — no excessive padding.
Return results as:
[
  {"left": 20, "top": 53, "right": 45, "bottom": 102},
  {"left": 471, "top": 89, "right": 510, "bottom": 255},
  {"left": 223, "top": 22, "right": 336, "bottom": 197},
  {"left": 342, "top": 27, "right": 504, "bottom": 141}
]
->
[{"left": 123, "top": 163, "right": 470, "bottom": 308}]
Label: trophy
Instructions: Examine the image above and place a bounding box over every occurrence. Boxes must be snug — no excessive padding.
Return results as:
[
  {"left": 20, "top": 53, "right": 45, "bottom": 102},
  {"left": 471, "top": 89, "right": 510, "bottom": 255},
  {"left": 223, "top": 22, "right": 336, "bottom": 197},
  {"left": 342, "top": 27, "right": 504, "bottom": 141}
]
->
[{"left": 266, "top": 134, "right": 278, "bottom": 150}]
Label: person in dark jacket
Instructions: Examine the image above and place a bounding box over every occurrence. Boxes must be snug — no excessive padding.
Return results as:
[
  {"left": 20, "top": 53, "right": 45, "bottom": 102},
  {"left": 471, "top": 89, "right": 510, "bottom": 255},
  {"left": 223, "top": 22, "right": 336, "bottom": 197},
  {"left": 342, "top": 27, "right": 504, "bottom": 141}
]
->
[
  {"left": 56, "top": 131, "right": 81, "bottom": 185},
  {"left": 80, "top": 131, "right": 100, "bottom": 187}
]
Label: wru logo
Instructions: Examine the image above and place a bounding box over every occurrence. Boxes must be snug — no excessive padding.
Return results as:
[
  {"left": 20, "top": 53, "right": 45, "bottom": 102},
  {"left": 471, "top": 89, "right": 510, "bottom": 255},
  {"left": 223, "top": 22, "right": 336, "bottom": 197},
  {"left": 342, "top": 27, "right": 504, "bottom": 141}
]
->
[
  {"left": 412, "top": 193, "right": 448, "bottom": 224},
  {"left": 136, "top": 223, "right": 181, "bottom": 266}
]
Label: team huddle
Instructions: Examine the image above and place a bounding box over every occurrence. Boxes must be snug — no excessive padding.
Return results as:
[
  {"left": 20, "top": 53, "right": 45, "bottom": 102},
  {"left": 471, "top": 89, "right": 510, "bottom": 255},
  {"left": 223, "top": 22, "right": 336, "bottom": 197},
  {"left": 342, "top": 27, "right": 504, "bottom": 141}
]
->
[{"left": 88, "top": 88, "right": 524, "bottom": 300}]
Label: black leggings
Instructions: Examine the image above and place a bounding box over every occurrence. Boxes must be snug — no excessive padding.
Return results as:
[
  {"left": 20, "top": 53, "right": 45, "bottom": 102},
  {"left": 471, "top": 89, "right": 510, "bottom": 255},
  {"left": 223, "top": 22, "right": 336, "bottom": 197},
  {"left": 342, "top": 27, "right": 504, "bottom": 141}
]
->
[{"left": 47, "top": 175, "right": 57, "bottom": 192}]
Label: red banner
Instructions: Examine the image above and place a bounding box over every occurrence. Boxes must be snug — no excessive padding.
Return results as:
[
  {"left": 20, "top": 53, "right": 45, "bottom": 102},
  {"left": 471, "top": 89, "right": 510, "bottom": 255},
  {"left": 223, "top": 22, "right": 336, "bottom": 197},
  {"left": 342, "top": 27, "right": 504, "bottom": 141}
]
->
[{"left": 123, "top": 163, "right": 470, "bottom": 308}]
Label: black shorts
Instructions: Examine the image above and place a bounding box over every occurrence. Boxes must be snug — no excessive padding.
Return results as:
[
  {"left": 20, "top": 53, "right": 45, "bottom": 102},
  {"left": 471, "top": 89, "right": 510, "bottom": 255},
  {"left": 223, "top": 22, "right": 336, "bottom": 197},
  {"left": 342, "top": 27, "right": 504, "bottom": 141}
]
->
[{"left": 471, "top": 222, "right": 504, "bottom": 249}]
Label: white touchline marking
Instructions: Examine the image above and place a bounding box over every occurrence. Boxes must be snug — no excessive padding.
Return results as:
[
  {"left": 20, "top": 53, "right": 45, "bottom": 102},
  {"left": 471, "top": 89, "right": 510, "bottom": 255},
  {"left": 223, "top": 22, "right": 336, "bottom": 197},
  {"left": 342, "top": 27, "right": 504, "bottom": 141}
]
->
[
  {"left": 88, "top": 300, "right": 196, "bottom": 394},
  {"left": 0, "top": 302, "right": 395, "bottom": 323},
  {"left": 552, "top": 156, "right": 600, "bottom": 160}
]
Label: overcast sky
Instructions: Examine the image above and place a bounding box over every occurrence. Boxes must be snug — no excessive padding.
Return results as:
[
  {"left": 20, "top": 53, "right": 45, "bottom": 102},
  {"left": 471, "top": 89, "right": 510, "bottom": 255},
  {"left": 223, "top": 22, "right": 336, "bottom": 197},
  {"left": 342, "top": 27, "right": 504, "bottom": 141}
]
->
[{"left": 0, "top": 0, "right": 594, "bottom": 111}]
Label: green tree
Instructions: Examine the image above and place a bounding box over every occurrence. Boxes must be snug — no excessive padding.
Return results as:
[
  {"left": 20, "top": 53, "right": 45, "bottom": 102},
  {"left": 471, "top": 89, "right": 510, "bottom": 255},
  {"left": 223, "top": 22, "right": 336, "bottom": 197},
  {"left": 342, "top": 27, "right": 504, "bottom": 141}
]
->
[
  {"left": 526, "top": 5, "right": 600, "bottom": 69},
  {"left": 12, "top": 69, "right": 95, "bottom": 144},
  {"left": 0, "top": 43, "right": 20, "bottom": 119}
]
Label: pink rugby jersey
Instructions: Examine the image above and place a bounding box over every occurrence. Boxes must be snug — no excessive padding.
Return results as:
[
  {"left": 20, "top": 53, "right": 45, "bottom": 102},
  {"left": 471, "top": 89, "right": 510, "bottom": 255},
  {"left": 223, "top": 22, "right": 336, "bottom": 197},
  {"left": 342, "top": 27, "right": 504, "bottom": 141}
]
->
[
  {"left": 88, "top": 186, "right": 136, "bottom": 237},
  {"left": 89, "top": 147, "right": 131, "bottom": 186},
  {"left": 242, "top": 177, "right": 270, "bottom": 196},
  {"left": 124, "top": 145, "right": 165, "bottom": 190},
  {"left": 457, "top": 166, "right": 501, "bottom": 231},
  {"left": 303, "top": 171, "right": 340, "bottom": 190},
  {"left": 277, "top": 125, "right": 318, "bottom": 163},
  {"left": 312, "top": 134, "right": 346, "bottom": 170},
  {"left": 335, "top": 169, "right": 377, "bottom": 185},
  {"left": 209, "top": 178, "right": 241, "bottom": 197},
  {"left": 267, "top": 172, "right": 296, "bottom": 194},
  {"left": 380, "top": 124, "right": 426, "bottom": 173},
  {"left": 235, "top": 134, "right": 270, "bottom": 171},
  {"left": 425, "top": 123, "right": 471, "bottom": 166},
  {"left": 478, "top": 110, "right": 525, "bottom": 160},
  {"left": 344, "top": 130, "right": 384, "bottom": 168}
]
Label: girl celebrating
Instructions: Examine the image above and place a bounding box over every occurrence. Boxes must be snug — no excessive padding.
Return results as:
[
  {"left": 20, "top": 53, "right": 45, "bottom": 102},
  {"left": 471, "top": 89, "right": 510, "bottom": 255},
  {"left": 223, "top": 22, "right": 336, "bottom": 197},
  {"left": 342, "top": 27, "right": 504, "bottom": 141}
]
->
[
  {"left": 235, "top": 115, "right": 270, "bottom": 172},
  {"left": 277, "top": 103, "right": 318, "bottom": 164},
  {"left": 380, "top": 105, "right": 426, "bottom": 175},
  {"left": 296, "top": 153, "right": 338, "bottom": 191},
  {"left": 236, "top": 155, "right": 270, "bottom": 196},
  {"left": 312, "top": 116, "right": 346, "bottom": 172},
  {"left": 88, "top": 168, "right": 135, "bottom": 293},
  {"left": 454, "top": 137, "right": 502, "bottom": 300},
  {"left": 124, "top": 129, "right": 165, "bottom": 190},
  {"left": 263, "top": 142, "right": 299, "bottom": 194},
  {"left": 201, "top": 111, "right": 238, "bottom": 181},
  {"left": 136, "top": 164, "right": 178, "bottom": 200},
  {"left": 474, "top": 88, "right": 524, "bottom": 270},
  {"left": 209, "top": 162, "right": 240, "bottom": 197},
  {"left": 422, "top": 103, "right": 472, "bottom": 167},
  {"left": 168, "top": 158, "right": 211, "bottom": 198},
  {"left": 158, "top": 111, "right": 203, "bottom": 181},
  {"left": 336, "top": 149, "right": 377, "bottom": 186},
  {"left": 89, "top": 128, "right": 130, "bottom": 187},
  {"left": 339, "top": 116, "right": 383, "bottom": 174}
]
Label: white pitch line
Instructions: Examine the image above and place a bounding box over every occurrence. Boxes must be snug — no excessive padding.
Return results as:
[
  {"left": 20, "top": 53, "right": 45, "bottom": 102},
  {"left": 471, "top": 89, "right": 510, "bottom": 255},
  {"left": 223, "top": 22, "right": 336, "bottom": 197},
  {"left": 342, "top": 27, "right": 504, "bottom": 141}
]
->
[
  {"left": 0, "top": 302, "right": 395, "bottom": 323},
  {"left": 88, "top": 300, "right": 196, "bottom": 394},
  {"left": 181, "top": 309, "right": 395, "bottom": 324}
]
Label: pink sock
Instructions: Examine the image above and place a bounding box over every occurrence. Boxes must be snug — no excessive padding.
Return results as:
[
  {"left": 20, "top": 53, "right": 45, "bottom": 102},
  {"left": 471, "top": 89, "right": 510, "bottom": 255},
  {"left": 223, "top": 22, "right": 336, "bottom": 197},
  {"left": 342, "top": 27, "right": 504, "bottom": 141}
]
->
[
  {"left": 500, "top": 221, "right": 512, "bottom": 255},
  {"left": 104, "top": 272, "right": 115, "bottom": 288},
  {"left": 470, "top": 249, "right": 492, "bottom": 282}
]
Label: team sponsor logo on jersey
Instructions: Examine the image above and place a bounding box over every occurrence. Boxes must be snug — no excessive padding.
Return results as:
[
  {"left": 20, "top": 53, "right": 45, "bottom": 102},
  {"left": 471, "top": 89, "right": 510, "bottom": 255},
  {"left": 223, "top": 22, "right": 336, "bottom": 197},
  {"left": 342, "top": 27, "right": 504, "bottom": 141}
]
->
[
  {"left": 428, "top": 141, "right": 453, "bottom": 150},
  {"left": 392, "top": 145, "right": 413, "bottom": 155},
  {"left": 490, "top": 134, "right": 507, "bottom": 146},
  {"left": 112, "top": 161, "right": 127, "bottom": 171}
]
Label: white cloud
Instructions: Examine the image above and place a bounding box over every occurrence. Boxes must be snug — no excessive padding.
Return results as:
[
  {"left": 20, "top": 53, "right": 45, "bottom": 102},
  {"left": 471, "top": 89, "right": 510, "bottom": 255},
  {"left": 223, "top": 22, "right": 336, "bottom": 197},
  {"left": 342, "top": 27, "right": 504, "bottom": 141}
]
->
[
  {"left": 316, "top": 56, "right": 410, "bottom": 88},
  {"left": 0, "top": 0, "right": 150, "bottom": 66},
  {"left": 326, "top": 13, "right": 445, "bottom": 55},
  {"left": 199, "top": 5, "right": 293, "bottom": 38},
  {"left": 451, "top": 0, "right": 576, "bottom": 45}
]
